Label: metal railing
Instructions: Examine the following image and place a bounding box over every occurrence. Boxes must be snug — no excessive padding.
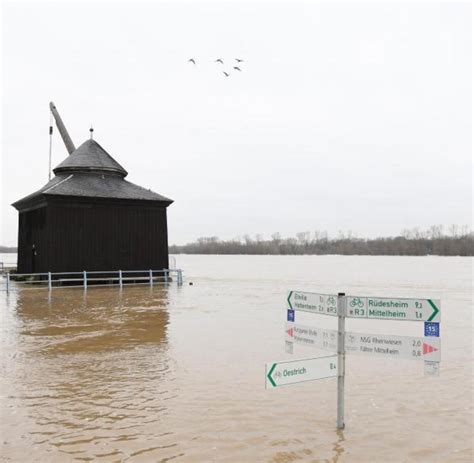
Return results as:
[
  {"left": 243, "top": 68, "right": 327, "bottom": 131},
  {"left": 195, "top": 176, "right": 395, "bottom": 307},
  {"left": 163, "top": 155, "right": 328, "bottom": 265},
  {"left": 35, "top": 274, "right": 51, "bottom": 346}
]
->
[
  {"left": 0, "top": 262, "right": 16, "bottom": 272},
  {"left": 1, "top": 268, "right": 184, "bottom": 293},
  {"left": 169, "top": 256, "right": 177, "bottom": 270}
]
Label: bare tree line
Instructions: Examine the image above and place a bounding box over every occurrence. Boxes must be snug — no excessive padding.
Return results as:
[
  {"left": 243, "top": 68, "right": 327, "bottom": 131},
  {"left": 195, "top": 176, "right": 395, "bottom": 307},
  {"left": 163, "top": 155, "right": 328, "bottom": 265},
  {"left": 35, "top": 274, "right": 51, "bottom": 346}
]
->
[{"left": 170, "top": 225, "right": 473, "bottom": 256}]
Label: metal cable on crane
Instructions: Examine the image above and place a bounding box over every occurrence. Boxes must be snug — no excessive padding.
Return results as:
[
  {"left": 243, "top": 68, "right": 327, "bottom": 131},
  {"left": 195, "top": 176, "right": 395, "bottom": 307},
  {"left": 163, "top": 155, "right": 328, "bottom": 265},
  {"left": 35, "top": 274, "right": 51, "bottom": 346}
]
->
[{"left": 48, "top": 110, "right": 53, "bottom": 181}]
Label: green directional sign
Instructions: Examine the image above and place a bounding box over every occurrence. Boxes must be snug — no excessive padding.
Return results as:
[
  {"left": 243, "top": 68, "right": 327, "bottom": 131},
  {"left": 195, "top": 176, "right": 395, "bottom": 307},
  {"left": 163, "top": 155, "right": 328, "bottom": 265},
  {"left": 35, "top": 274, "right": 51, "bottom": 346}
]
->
[
  {"left": 265, "top": 355, "right": 338, "bottom": 388},
  {"left": 287, "top": 290, "right": 338, "bottom": 316},
  {"left": 345, "top": 296, "right": 441, "bottom": 322}
]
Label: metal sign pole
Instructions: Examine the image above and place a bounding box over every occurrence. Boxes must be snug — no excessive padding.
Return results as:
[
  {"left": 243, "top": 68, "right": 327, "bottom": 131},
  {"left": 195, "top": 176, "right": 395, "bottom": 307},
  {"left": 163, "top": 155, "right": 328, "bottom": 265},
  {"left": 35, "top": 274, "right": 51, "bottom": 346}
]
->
[{"left": 337, "top": 292, "right": 346, "bottom": 429}]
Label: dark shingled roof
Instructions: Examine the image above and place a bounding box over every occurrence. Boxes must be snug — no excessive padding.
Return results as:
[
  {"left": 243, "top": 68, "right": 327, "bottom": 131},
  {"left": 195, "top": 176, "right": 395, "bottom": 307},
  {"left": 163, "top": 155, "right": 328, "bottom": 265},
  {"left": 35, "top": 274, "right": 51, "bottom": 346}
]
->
[
  {"left": 53, "top": 139, "right": 128, "bottom": 177},
  {"left": 12, "top": 138, "right": 173, "bottom": 209}
]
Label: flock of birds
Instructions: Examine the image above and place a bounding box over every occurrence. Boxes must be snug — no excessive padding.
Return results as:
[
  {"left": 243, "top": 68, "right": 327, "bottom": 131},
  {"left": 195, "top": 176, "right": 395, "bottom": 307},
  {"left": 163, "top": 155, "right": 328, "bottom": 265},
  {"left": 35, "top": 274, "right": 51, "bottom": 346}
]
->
[{"left": 188, "top": 58, "right": 244, "bottom": 77}]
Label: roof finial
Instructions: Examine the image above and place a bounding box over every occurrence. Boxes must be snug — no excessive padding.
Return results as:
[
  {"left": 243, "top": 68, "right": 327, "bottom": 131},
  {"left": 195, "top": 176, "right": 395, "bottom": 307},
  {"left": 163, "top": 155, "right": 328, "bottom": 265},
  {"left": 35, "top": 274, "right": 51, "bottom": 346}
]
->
[{"left": 89, "top": 125, "right": 94, "bottom": 140}]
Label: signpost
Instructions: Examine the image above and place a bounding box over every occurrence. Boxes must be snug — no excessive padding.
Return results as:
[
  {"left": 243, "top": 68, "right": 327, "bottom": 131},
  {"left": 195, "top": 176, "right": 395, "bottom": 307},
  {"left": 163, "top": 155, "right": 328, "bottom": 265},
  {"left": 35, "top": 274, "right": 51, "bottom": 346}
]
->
[
  {"left": 266, "top": 289, "right": 442, "bottom": 429},
  {"left": 345, "top": 332, "right": 441, "bottom": 362},
  {"left": 285, "top": 322, "right": 337, "bottom": 352},
  {"left": 345, "top": 295, "right": 441, "bottom": 322},
  {"left": 336, "top": 293, "right": 345, "bottom": 429},
  {"left": 287, "top": 291, "right": 338, "bottom": 316},
  {"left": 265, "top": 355, "right": 338, "bottom": 388},
  {"left": 285, "top": 324, "right": 441, "bottom": 362}
]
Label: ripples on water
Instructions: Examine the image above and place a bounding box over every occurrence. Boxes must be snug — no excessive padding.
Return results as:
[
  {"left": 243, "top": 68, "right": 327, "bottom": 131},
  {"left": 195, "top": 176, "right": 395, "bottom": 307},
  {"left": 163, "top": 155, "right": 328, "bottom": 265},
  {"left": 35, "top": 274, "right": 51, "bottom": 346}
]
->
[
  {"left": 1, "top": 288, "right": 180, "bottom": 461},
  {"left": 0, "top": 256, "right": 472, "bottom": 462}
]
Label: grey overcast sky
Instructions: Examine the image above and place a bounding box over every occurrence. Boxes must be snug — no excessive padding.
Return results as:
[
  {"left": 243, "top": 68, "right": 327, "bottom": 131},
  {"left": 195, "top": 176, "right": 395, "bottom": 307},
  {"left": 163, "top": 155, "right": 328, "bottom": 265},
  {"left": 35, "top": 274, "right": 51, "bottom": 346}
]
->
[{"left": 1, "top": 1, "right": 472, "bottom": 245}]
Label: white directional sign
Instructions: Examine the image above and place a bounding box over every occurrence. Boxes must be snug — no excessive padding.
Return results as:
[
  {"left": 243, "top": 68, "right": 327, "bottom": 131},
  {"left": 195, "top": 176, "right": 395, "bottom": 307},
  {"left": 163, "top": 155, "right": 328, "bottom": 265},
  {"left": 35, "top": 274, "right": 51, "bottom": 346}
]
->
[
  {"left": 266, "top": 355, "right": 338, "bottom": 388},
  {"left": 287, "top": 291, "right": 338, "bottom": 316},
  {"left": 285, "top": 323, "right": 337, "bottom": 352},
  {"left": 286, "top": 324, "right": 441, "bottom": 361},
  {"left": 424, "top": 361, "right": 440, "bottom": 376},
  {"left": 345, "top": 296, "right": 441, "bottom": 322},
  {"left": 345, "top": 332, "right": 441, "bottom": 362}
]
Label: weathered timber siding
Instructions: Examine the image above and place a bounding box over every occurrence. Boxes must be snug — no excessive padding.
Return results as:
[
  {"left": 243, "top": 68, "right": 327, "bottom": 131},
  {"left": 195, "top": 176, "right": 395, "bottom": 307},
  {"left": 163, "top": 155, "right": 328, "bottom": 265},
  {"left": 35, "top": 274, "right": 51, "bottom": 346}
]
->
[{"left": 17, "top": 199, "right": 169, "bottom": 274}]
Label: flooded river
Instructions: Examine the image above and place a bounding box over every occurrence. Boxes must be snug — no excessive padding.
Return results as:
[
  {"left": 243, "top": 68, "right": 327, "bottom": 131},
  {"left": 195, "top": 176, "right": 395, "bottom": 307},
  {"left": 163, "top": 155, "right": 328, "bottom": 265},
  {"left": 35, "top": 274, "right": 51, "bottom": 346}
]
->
[{"left": 0, "top": 255, "right": 472, "bottom": 462}]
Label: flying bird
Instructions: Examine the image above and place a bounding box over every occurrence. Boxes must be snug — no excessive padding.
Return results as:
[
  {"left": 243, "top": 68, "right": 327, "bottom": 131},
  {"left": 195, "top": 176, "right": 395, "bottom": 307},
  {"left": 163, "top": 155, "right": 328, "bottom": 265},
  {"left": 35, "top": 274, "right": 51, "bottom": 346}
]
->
[
  {"left": 188, "top": 58, "right": 196, "bottom": 65},
  {"left": 233, "top": 66, "right": 242, "bottom": 72},
  {"left": 235, "top": 58, "right": 244, "bottom": 62},
  {"left": 215, "top": 59, "right": 224, "bottom": 64},
  {"left": 223, "top": 71, "right": 230, "bottom": 77}
]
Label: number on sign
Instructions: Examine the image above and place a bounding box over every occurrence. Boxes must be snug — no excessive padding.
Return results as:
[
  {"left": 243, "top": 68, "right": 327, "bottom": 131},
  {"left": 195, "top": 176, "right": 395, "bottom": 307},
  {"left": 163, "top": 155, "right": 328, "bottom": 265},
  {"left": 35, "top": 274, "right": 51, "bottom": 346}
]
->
[{"left": 425, "top": 322, "right": 440, "bottom": 337}]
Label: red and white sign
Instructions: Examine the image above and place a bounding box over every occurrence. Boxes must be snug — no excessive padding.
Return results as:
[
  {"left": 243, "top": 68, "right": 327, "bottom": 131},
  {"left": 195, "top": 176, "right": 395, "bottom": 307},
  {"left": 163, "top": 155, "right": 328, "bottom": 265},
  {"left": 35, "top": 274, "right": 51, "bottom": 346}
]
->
[{"left": 345, "top": 332, "right": 441, "bottom": 362}]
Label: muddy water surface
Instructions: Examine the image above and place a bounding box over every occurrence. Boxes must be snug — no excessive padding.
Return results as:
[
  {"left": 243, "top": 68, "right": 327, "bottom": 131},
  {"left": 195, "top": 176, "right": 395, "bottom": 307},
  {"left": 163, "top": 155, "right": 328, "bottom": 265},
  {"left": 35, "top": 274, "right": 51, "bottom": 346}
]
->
[{"left": 0, "top": 256, "right": 472, "bottom": 462}]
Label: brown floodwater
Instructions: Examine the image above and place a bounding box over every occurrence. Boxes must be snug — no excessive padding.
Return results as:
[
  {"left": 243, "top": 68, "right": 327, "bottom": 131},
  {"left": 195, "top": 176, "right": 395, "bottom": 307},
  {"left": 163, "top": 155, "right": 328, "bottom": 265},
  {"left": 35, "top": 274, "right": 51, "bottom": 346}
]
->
[{"left": 0, "top": 255, "right": 472, "bottom": 462}]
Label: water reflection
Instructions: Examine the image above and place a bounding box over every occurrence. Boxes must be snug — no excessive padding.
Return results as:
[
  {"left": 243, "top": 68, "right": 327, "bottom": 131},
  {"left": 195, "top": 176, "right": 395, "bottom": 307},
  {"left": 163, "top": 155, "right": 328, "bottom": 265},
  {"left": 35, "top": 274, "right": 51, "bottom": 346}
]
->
[
  {"left": 331, "top": 429, "right": 346, "bottom": 462},
  {"left": 2, "top": 286, "right": 177, "bottom": 461},
  {"left": 13, "top": 286, "right": 170, "bottom": 354}
]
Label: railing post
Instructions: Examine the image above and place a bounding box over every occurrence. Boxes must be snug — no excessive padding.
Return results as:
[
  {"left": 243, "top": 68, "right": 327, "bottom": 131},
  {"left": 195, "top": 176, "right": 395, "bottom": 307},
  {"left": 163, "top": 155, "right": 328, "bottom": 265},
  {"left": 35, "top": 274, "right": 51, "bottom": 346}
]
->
[
  {"left": 163, "top": 269, "right": 168, "bottom": 284},
  {"left": 6, "top": 272, "right": 10, "bottom": 293},
  {"left": 83, "top": 271, "right": 87, "bottom": 290},
  {"left": 177, "top": 269, "right": 183, "bottom": 286},
  {"left": 119, "top": 270, "right": 123, "bottom": 289},
  {"left": 149, "top": 269, "right": 153, "bottom": 287},
  {"left": 48, "top": 272, "right": 52, "bottom": 292}
]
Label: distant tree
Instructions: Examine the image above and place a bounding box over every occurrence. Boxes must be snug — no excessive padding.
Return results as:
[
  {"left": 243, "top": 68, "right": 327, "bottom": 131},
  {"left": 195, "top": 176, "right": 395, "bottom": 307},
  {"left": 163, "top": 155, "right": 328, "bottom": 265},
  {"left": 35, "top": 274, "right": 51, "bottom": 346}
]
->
[{"left": 170, "top": 226, "right": 473, "bottom": 256}]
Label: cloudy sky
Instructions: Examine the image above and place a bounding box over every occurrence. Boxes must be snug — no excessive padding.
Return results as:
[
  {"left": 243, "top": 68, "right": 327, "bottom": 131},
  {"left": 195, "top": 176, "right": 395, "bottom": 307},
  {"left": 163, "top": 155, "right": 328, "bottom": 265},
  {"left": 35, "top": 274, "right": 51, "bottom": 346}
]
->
[{"left": 1, "top": 1, "right": 471, "bottom": 245}]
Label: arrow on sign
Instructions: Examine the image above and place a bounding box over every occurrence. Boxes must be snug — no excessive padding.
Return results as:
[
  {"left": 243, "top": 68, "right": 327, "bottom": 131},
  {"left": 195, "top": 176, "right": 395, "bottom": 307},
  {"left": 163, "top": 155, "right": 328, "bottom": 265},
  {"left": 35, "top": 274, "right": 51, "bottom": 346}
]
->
[
  {"left": 287, "top": 291, "right": 338, "bottom": 316},
  {"left": 287, "top": 291, "right": 294, "bottom": 310},
  {"left": 423, "top": 342, "right": 438, "bottom": 355},
  {"left": 427, "top": 300, "right": 440, "bottom": 322},
  {"left": 267, "top": 363, "right": 277, "bottom": 387},
  {"left": 286, "top": 327, "right": 294, "bottom": 337},
  {"left": 266, "top": 355, "right": 338, "bottom": 388}
]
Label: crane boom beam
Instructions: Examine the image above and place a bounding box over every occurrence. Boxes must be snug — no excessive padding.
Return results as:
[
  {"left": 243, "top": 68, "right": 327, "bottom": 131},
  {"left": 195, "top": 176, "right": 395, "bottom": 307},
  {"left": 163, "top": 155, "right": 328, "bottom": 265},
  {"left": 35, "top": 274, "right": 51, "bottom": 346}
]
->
[{"left": 49, "top": 101, "right": 75, "bottom": 154}]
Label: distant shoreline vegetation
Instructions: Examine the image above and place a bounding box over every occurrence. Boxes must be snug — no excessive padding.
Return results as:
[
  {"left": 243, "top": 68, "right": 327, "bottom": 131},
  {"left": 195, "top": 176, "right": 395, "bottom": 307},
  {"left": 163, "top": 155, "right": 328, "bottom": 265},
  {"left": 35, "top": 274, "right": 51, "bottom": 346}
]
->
[
  {"left": 170, "top": 226, "right": 473, "bottom": 256},
  {"left": 0, "top": 246, "right": 17, "bottom": 253}
]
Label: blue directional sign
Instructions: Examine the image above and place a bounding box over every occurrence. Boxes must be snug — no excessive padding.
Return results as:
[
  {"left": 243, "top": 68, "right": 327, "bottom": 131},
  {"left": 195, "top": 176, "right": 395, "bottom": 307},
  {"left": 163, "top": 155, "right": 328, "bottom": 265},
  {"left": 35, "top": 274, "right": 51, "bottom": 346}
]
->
[
  {"left": 287, "top": 309, "right": 295, "bottom": 322},
  {"left": 424, "top": 322, "right": 440, "bottom": 337}
]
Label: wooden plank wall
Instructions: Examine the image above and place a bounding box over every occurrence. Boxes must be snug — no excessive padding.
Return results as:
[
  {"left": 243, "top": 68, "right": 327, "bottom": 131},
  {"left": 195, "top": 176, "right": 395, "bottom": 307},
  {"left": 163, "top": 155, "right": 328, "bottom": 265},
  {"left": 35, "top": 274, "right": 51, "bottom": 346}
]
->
[{"left": 17, "top": 201, "right": 169, "bottom": 274}]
